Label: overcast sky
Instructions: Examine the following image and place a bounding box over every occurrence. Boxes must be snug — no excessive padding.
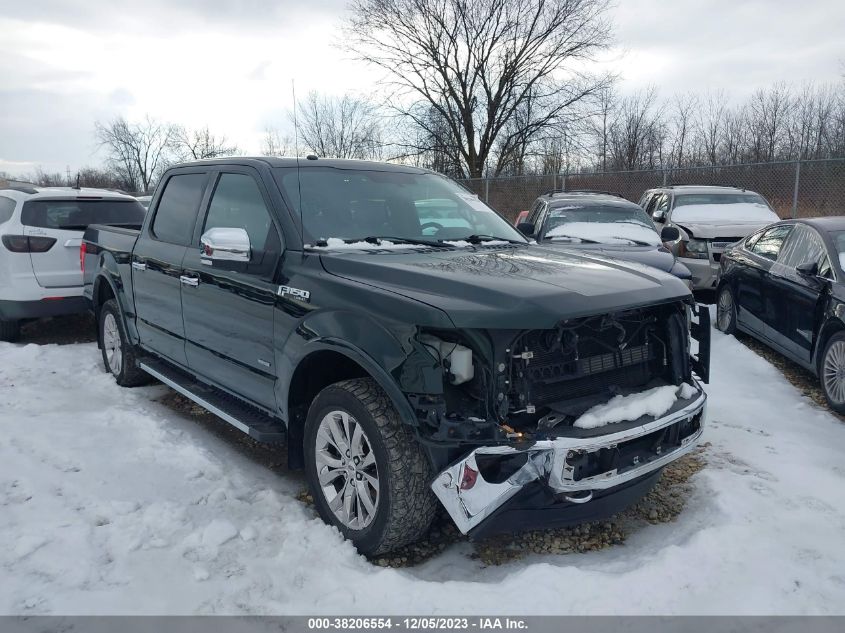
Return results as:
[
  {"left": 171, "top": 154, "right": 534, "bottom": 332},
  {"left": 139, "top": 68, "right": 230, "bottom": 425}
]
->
[{"left": 1, "top": 0, "right": 843, "bottom": 177}]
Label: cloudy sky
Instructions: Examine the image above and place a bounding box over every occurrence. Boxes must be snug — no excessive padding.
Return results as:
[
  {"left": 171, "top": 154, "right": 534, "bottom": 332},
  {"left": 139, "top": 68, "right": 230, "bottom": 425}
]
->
[{"left": 1, "top": 0, "right": 842, "bottom": 176}]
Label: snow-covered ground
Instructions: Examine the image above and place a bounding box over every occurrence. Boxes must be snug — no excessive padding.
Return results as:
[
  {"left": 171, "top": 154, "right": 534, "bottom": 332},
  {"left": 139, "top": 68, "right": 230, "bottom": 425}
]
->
[{"left": 2, "top": 326, "right": 845, "bottom": 615}]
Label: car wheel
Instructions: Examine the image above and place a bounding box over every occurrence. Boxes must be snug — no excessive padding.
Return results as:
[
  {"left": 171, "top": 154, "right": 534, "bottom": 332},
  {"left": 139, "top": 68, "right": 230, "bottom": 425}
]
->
[
  {"left": 98, "top": 299, "right": 150, "bottom": 387},
  {"left": 821, "top": 332, "right": 845, "bottom": 415},
  {"left": 0, "top": 319, "right": 20, "bottom": 342},
  {"left": 304, "top": 378, "right": 437, "bottom": 555},
  {"left": 716, "top": 285, "right": 737, "bottom": 334}
]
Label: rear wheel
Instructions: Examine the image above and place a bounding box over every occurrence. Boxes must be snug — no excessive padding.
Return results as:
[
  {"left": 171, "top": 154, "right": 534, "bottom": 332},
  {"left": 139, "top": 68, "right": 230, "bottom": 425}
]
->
[
  {"left": 716, "top": 285, "right": 737, "bottom": 334},
  {"left": 0, "top": 319, "right": 20, "bottom": 342},
  {"left": 98, "top": 299, "right": 149, "bottom": 387},
  {"left": 303, "top": 378, "right": 437, "bottom": 555},
  {"left": 821, "top": 332, "right": 845, "bottom": 415}
]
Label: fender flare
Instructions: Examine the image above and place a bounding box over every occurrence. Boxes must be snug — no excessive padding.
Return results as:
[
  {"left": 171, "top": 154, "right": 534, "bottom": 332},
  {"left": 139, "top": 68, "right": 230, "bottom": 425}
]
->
[
  {"left": 290, "top": 338, "right": 419, "bottom": 426},
  {"left": 92, "top": 267, "right": 139, "bottom": 345},
  {"left": 277, "top": 310, "right": 424, "bottom": 427}
]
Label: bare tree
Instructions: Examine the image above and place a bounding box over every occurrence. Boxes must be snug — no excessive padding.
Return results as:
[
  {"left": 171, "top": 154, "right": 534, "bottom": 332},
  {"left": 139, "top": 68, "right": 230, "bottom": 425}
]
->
[
  {"left": 345, "top": 0, "right": 613, "bottom": 177},
  {"left": 260, "top": 128, "right": 296, "bottom": 157},
  {"left": 292, "top": 92, "right": 382, "bottom": 159},
  {"left": 174, "top": 125, "right": 239, "bottom": 160},
  {"left": 667, "top": 93, "right": 698, "bottom": 167},
  {"left": 95, "top": 116, "right": 177, "bottom": 192},
  {"left": 606, "top": 88, "right": 665, "bottom": 170}
]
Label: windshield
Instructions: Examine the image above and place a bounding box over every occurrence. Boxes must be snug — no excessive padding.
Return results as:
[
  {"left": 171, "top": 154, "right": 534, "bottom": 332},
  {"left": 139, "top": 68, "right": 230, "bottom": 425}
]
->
[
  {"left": 273, "top": 167, "right": 526, "bottom": 246},
  {"left": 542, "top": 204, "right": 660, "bottom": 246},
  {"left": 673, "top": 193, "right": 769, "bottom": 207},
  {"left": 671, "top": 193, "right": 779, "bottom": 223},
  {"left": 21, "top": 198, "right": 146, "bottom": 230}
]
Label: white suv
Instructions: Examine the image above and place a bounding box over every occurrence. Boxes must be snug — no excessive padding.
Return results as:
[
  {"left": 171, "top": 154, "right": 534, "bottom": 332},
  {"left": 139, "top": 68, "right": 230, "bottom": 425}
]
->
[{"left": 0, "top": 184, "right": 145, "bottom": 341}]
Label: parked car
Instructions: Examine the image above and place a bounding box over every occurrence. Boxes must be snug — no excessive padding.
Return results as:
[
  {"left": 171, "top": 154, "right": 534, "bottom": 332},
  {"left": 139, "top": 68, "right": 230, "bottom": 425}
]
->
[
  {"left": 639, "top": 185, "right": 780, "bottom": 290},
  {"left": 516, "top": 190, "right": 691, "bottom": 282},
  {"left": 83, "top": 157, "right": 709, "bottom": 554},
  {"left": 0, "top": 184, "right": 145, "bottom": 341},
  {"left": 717, "top": 217, "right": 845, "bottom": 413}
]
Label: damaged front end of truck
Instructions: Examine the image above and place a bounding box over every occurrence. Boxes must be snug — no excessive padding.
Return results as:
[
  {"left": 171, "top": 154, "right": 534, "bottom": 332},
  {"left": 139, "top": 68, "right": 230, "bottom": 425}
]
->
[{"left": 404, "top": 298, "right": 710, "bottom": 538}]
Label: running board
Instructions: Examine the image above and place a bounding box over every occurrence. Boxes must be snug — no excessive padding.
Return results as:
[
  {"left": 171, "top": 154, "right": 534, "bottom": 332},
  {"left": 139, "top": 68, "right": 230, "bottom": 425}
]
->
[{"left": 139, "top": 359, "right": 286, "bottom": 443}]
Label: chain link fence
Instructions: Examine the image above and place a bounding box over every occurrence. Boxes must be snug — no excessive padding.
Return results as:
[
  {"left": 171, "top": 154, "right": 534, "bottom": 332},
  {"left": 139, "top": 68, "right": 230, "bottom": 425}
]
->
[{"left": 457, "top": 157, "right": 845, "bottom": 224}]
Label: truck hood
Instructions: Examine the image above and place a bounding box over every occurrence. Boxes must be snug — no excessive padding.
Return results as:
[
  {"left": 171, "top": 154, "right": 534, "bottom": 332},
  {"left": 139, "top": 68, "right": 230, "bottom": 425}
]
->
[
  {"left": 674, "top": 220, "right": 773, "bottom": 240},
  {"left": 319, "top": 245, "right": 691, "bottom": 329},
  {"left": 538, "top": 242, "right": 677, "bottom": 274}
]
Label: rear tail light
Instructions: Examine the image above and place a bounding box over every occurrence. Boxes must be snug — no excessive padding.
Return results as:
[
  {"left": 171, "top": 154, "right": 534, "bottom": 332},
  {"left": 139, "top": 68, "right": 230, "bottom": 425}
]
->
[
  {"left": 80, "top": 241, "right": 87, "bottom": 272},
  {"left": 1, "top": 235, "right": 57, "bottom": 253}
]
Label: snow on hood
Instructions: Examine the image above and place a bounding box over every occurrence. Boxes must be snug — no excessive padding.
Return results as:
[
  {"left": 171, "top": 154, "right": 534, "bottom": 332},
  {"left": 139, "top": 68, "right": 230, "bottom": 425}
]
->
[
  {"left": 545, "top": 221, "right": 661, "bottom": 246},
  {"left": 672, "top": 203, "right": 780, "bottom": 224},
  {"left": 306, "top": 237, "right": 511, "bottom": 250},
  {"left": 573, "top": 383, "right": 697, "bottom": 429}
]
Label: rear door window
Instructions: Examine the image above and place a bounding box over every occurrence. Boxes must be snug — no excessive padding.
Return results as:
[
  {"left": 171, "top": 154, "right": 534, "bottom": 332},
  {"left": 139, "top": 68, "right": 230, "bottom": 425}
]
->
[
  {"left": 21, "top": 199, "right": 145, "bottom": 230},
  {"left": 0, "top": 196, "right": 15, "bottom": 224},
  {"left": 751, "top": 224, "right": 792, "bottom": 261},
  {"left": 151, "top": 173, "right": 208, "bottom": 245}
]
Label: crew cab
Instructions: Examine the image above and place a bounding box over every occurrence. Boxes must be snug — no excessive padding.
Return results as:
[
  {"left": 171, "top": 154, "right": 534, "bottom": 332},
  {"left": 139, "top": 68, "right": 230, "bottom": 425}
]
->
[
  {"left": 83, "top": 157, "right": 710, "bottom": 554},
  {"left": 0, "top": 183, "right": 144, "bottom": 341}
]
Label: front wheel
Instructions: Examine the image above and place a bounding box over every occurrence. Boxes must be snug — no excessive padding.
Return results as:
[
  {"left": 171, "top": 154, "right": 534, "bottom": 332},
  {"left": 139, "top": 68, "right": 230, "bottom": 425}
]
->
[
  {"left": 303, "top": 378, "right": 437, "bottom": 555},
  {"left": 716, "top": 285, "right": 737, "bottom": 334},
  {"left": 98, "top": 299, "right": 149, "bottom": 387},
  {"left": 821, "top": 332, "right": 845, "bottom": 415}
]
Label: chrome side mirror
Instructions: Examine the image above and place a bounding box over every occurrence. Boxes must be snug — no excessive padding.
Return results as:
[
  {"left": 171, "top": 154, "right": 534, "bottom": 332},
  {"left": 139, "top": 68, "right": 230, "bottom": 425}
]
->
[{"left": 200, "top": 227, "right": 251, "bottom": 264}]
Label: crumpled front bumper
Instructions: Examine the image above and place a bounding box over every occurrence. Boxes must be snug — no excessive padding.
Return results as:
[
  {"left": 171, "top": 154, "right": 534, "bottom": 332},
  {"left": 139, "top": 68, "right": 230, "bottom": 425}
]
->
[{"left": 431, "top": 381, "right": 707, "bottom": 535}]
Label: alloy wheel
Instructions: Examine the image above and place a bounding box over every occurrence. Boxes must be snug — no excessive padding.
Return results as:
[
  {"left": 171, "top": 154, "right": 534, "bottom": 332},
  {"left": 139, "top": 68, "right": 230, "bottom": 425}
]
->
[
  {"left": 823, "top": 341, "right": 845, "bottom": 404},
  {"left": 314, "top": 409, "right": 380, "bottom": 530},
  {"left": 717, "top": 288, "right": 734, "bottom": 331},
  {"left": 102, "top": 313, "right": 123, "bottom": 376}
]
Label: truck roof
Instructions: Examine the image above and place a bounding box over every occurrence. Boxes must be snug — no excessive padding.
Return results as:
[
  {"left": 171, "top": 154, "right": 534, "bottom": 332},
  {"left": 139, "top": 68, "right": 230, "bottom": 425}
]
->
[{"left": 172, "top": 156, "right": 433, "bottom": 174}]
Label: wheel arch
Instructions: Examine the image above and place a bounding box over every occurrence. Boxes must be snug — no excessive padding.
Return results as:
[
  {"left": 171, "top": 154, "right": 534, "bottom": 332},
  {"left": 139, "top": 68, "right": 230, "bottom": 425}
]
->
[
  {"left": 92, "top": 269, "right": 139, "bottom": 346},
  {"left": 281, "top": 340, "right": 421, "bottom": 470},
  {"left": 813, "top": 317, "right": 845, "bottom": 375}
]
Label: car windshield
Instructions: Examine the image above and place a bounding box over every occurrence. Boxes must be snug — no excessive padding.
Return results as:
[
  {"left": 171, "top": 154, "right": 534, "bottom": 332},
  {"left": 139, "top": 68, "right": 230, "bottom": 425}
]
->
[
  {"left": 273, "top": 167, "right": 526, "bottom": 246},
  {"left": 671, "top": 192, "right": 778, "bottom": 223},
  {"left": 543, "top": 204, "right": 660, "bottom": 246}
]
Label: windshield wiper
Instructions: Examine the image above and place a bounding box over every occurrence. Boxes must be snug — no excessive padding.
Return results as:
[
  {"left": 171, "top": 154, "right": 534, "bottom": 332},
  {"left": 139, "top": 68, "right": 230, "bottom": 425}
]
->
[
  {"left": 460, "top": 234, "right": 525, "bottom": 245},
  {"left": 361, "top": 236, "right": 452, "bottom": 248},
  {"left": 547, "top": 234, "right": 600, "bottom": 244}
]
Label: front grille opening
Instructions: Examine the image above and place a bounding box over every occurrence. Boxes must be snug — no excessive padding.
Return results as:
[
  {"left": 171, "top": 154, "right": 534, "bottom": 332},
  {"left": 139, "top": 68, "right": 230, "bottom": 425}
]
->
[{"left": 507, "top": 301, "right": 690, "bottom": 431}]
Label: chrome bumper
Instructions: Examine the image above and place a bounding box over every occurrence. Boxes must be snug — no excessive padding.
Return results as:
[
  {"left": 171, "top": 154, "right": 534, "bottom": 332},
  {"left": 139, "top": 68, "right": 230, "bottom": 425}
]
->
[{"left": 431, "top": 382, "right": 707, "bottom": 534}]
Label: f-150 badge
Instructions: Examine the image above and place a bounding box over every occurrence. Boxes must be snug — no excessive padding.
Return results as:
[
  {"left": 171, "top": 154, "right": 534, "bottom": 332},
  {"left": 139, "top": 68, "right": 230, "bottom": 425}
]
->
[{"left": 277, "top": 285, "right": 310, "bottom": 302}]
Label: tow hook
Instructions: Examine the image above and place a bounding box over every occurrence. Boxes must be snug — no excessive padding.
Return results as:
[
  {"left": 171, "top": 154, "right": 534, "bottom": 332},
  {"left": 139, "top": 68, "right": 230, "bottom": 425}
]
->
[{"left": 564, "top": 490, "right": 594, "bottom": 504}]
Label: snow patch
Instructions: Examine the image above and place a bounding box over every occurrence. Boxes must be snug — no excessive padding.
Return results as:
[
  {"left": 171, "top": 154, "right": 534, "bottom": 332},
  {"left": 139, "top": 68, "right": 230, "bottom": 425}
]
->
[
  {"left": 201, "top": 519, "right": 238, "bottom": 548},
  {"left": 573, "top": 383, "right": 697, "bottom": 429}
]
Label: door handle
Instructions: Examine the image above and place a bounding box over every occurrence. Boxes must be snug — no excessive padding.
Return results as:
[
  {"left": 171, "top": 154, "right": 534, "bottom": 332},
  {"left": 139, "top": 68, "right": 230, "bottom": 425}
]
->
[
  {"left": 131, "top": 261, "right": 146, "bottom": 271},
  {"left": 180, "top": 275, "right": 199, "bottom": 287}
]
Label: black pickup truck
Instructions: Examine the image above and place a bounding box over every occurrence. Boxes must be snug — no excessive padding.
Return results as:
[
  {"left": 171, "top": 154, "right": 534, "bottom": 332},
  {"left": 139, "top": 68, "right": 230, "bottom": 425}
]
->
[{"left": 83, "top": 157, "right": 710, "bottom": 555}]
